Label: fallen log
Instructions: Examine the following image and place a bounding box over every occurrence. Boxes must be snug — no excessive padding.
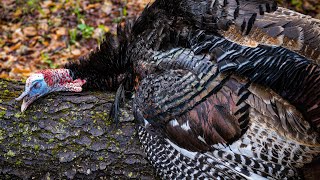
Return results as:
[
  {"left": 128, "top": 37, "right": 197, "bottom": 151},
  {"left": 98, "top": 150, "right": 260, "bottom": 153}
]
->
[
  {"left": 0, "top": 78, "right": 319, "bottom": 179},
  {"left": 0, "top": 78, "right": 156, "bottom": 179}
]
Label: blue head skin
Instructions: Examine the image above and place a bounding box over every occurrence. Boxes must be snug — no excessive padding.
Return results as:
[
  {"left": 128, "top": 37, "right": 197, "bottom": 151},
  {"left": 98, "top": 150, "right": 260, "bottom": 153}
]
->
[{"left": 16, "top": 73, "right": 50, "bottom": 112}]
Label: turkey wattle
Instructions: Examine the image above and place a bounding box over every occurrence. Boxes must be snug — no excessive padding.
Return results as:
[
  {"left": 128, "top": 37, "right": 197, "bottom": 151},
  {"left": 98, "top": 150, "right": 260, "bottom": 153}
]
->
[{"left": 16, "top": 0, "right": 320, "bottom": 179}]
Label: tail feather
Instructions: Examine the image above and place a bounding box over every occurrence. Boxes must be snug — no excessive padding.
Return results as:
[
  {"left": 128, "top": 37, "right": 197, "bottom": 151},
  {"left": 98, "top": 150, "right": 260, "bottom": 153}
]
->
[
  {"left": 138, "top": 125, "right": 251, "bottom": 179},
  {"left": 190, "top": 33, "right": 320, "bottom": 132}
]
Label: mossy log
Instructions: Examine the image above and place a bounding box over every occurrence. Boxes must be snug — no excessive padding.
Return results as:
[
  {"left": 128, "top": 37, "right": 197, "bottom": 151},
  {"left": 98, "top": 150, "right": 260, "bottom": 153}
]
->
[
  {"left": 0, "top": 79, "right": 156, "bottom": 179},
  {"left": 1, "top": 79, "right": 320, "bottom": 179}
]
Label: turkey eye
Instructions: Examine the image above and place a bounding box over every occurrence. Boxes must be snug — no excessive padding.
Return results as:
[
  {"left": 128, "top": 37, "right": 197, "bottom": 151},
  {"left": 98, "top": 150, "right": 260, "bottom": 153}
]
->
[{"left": 34, "top": 82, "right": 41, "bottom": 89}]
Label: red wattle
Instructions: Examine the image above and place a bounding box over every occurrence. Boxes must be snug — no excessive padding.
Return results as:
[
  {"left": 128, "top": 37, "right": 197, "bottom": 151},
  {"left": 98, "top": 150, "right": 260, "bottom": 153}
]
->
[{"left": 37, "top": 69, "right": 73, "bottom": 87}]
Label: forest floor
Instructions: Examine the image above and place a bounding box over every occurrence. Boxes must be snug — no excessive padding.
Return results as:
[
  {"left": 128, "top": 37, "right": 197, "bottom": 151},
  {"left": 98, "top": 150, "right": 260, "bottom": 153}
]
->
[{"left": 0, "top": 0, "right": 319, "bottom": 80}]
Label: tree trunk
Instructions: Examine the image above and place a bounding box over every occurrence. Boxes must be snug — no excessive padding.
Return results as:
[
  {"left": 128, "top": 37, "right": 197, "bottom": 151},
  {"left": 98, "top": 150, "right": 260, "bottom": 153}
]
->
[
  {"left": 0, "top": 78, "right": 319, "bottom": 180},
  {"left": 0, "top": 79, "right": 156, "bottom": 179}
]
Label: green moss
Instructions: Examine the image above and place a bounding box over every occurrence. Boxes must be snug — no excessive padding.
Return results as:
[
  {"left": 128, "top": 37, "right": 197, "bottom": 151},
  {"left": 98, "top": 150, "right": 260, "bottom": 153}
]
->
[
  {"left": 0, "top": 129, "right": 4, "bottom": 141},
  {"left": 0, "top": 111, "right": 6, "bottom": 118},
  {"left": 18, "top": 123, "right": 24, "bottom": 128},
  {"left": 59, "top": 118, "right": 66, "bottom": 123},
  {"left": 48, "top": 138, "right": 54, "bottom": 143},
  {"left": 90, "top": 110, "right": 112, "bottom": 126},
  {"left": 15, "top": 160, "right": 22, "bottom": 166},
  {"left": 0, "top": 88, "right": 21, "bottom": 98},
  {"left": 34, "top": 144, "right": 40, "bottom": 151},
  {"left": 14, "top": 112, "right": 25, "bottom": 118},
  {"left": 6, "top": 150, "right": 16, "bottom": 157},
  {"left": 98, "top": 156, "right": 104, "bottom": 161}
]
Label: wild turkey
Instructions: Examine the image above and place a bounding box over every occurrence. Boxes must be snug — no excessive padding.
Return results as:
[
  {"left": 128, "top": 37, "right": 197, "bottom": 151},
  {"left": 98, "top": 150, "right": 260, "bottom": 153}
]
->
[{"left": 16, "top": 0, "right": 320, "bottom": 179}]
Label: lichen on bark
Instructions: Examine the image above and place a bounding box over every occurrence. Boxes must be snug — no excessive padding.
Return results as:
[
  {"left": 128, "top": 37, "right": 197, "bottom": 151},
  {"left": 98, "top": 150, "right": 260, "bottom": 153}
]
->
[{"left": 0, "top": 79, "right": 156, "bottom": 179}]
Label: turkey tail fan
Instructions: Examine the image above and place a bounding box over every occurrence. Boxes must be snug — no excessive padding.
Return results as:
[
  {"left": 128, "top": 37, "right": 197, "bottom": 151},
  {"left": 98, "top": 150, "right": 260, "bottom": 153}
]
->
[
  {"left": 191, "top": 34, "right": 320, "bottom": 132},
  {"left": 65, "top": 19, "right": 135, "bottom": 91},
  {"left": 172, "top": 0, "right": 320, "bottom": 63},
  {"left": 173, "top": 0, "right": 277, "bottom": 25},
  {"left": 219, "top": 7, "right": 320, "bottom": 63}
]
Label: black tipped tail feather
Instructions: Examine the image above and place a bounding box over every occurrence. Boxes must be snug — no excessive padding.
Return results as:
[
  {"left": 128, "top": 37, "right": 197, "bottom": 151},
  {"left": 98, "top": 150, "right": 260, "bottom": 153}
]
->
[{"left": 109, "top": 83, "right": 126, "bottom": 124}]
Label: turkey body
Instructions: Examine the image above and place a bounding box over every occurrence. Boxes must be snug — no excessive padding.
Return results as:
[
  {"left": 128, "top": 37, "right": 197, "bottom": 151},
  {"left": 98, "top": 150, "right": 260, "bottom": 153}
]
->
[
  {"left": 26, "top": 0, "right": 319, "bottom": 179},
  {"left": 122, "top": 0, "right": 320, "bottom": 179},
  {"left": 14, "top": 0, "right": 320, "bottom": 177}
]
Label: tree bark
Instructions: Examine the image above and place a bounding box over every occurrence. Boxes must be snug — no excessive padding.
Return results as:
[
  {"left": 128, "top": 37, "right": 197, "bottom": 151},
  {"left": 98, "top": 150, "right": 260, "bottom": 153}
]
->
[
  {"left": 0, "top": 79, "right": 156, "bottom": 179},
  {"left": 0, "top": 79, "right": 319, "bottom": 180}
]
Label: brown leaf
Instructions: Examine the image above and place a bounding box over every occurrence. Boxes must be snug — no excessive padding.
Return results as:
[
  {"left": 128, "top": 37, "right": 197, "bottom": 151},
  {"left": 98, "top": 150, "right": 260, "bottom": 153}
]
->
[
  {"left": 85, "top": 3, "right": 100, "bottom": 10},
  {"left": 11, "top": 66, "right": 31, "bottom": 74},
  {"left": 39, "top": 8, "right": 51, "bottom": 18},
  {"left": 23, "top": 27, "right": 37, "bottom": 37},
  {"left": 13, "top": 8, "right": 22, "bottom": 17},
  {"left": 71, "top": 49, "right": 81, "bottom": 56},
  {"left": 92, "top": 28, "right": 104, "bottom": 39},
  {"left": 12, "top": 28, "right": 24, "bottom": 43},
  {"left": 0, "top": 72, "right": 9, "bottom": 79},
  {"left": 52, "top": 18, "right": 62, "bottom": 27},
  {"left": 56, "top": 27, "right": 67, "bottom": 36},
  {"left": 102, "top": 1, "right": 113, "bottom": 14},
  {"left": 41, "top": 0, "right": 54, "bottom": 8},
  {"left": 38, "top": 21, "right": 49, "bottom": 31},
  {"left": 9, "top": 42, "right": 22, "bottom": 52}
]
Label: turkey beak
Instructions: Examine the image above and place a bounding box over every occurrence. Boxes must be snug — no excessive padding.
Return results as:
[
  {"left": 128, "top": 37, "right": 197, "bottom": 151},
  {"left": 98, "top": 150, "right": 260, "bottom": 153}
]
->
[{"left": 16, "top": 90, "right": 37, "bottom": 112}]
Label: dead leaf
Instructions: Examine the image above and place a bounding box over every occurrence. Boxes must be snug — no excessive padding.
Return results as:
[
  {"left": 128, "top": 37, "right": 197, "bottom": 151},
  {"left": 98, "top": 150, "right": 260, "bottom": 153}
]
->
[
  {"left": 0, "top": 52, "right": 6, "bottom": 59},
  {"left": 39, "top": 8, "right": 51, "bottom": 18},
  {"left": 16, "top": 45, "right": 29, "bottom": 55},
  {"left": 0, "top": 72, "right": 9, "bottom": 79},
  {"left": 71, "top": 49, "right": 81, "bottom": 56},
  {"left": 41, "top": 41, "right": 50, "bottom": 46},
  {"left": 11, "top": 65, "right": 31, "bottom": 74},
  {"left": 103, "top": 26, "right": 110, "bottom": 33},
  {"left": 23, "top": 27, "right": 37, "bottom": 37},
  {"left": 38, "top": 21, "right": 49, "bottom": 31},
  {"left": 41, "top": 0, "right": 54, "bottom": 8},
  {"left": 52, "top": 17, "right": 62, "bottom": 27},
  {"left": 56, "top": 27, "right": 67, "bottom": 36},
  {"left": 85, "top": 3, "right": 100, "bottom": 10},
  {"left": 9, "top": 42, "right": 22, "bottom": 52},
  {"left": 102, "top": 1, "right": 113, "bottom": 14},
  {"left": 30, "top": 51, "right": 41, "bottom": 59},
  {"left": 92, "top": 28, "right": 104, "bottom": 39},
  {"left": 12, "top": 28, "right": 24, "bottom": 43},
  {"left": 13, "top": 8, "right": 22, "bottom": 17}
]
